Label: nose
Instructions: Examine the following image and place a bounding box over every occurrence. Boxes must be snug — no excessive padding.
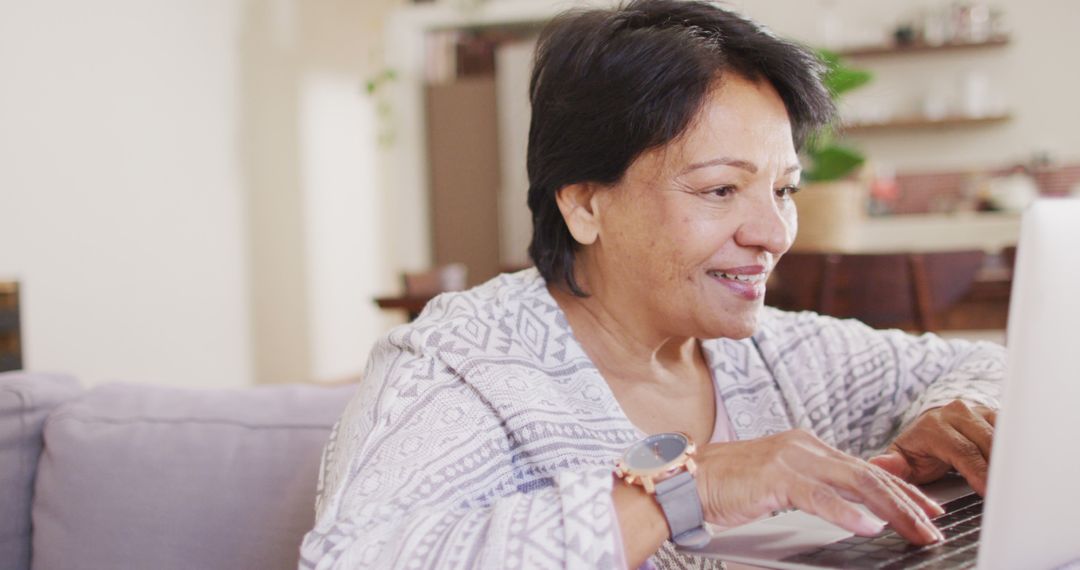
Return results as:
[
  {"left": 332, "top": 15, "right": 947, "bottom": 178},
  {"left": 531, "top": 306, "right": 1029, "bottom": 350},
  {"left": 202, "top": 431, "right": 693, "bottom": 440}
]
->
[{"left": 734, "top": 190, "right": 795, "bottom": 255}]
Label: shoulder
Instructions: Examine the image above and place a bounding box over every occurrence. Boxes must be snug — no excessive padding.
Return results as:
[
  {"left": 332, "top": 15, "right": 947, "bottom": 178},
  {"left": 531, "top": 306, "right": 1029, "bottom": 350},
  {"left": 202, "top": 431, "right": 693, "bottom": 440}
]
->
[
  {"left": 389, "top": 269, "right": 545, "bottom": 347},
  {"left": 379, "top": 268, "right": 579, "bottom": 374},
  {"left": 746, "top": 306, "right": 904, "bottom": 375}
]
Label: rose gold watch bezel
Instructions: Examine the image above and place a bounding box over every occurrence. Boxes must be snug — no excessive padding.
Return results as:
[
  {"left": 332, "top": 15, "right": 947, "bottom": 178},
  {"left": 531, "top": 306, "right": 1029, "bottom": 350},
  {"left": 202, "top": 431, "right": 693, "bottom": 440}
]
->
[{"left": 614, "top": 432, "right": 698, "bottom": 494}]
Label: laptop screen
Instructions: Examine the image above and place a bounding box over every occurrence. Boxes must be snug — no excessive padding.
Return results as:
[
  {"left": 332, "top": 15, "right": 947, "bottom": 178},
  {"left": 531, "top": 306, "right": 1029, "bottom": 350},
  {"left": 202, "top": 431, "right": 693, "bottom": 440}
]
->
[{"left": 979, "top": 198, "right": 1080, "bottom": 570}]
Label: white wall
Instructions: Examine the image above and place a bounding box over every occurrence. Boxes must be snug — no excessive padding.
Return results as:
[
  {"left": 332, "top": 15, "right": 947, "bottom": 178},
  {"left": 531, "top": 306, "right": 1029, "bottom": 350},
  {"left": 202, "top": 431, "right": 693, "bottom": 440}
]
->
[
  {"left": 0, "top": 0, "right": 252, "bottom": 388},
  {"left": 0, "top": 0, "right": 400, "bottom": 387}
]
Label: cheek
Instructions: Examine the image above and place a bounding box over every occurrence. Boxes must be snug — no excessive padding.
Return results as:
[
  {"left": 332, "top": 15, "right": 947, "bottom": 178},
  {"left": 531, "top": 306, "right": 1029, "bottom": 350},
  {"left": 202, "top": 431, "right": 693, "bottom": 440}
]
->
[{"left": 659, "top": 217, "right": 730, "bottom": 279}]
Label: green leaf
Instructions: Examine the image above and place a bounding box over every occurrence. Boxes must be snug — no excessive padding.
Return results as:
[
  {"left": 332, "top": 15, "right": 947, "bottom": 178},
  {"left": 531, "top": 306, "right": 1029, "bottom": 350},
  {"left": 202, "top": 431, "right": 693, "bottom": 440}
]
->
[
  {"left": 817, "top": 48, "right": 873, "bottom": 96},
  {"left": 799, "top": 48, "right": 871, "bottom": 181},
  {"left": 804, "top": 145, "right": 865, "bottom": 182},
  {"left": 818, "top": 49, "right": 841, "bottom": 68},
  {"left": 825, "top": 68, "right": 873, "bottom": 97}
]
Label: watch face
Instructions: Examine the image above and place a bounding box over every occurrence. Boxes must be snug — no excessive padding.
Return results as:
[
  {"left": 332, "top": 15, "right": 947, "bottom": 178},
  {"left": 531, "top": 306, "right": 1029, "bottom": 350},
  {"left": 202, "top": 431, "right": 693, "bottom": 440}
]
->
[{"left": 625, "top": 432, "right": 689, "bottom": 470}]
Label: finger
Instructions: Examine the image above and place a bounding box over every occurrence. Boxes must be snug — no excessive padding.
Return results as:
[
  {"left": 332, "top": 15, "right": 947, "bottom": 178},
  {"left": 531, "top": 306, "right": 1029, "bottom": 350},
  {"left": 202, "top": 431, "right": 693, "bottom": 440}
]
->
[
  {"left": 946, "top": 405, "right": 993, "bottom": 462},
  {"left": 812, "top": 441, "right": 941, "bottom": 543},
  {"left": 868, "top": 449, "right": 914, "bottom": 481},
  {"left": 943, "top": 401, "right": 995, "bottom": 461},
  {"left": 790, "top": 477, "right": 885, "bottom": 538},
  {"left": 874, "top": 465, "right": 944, "bottom": 518},
  {"left": 824, "top": 445, "right": 941, "bottom": 518},
  {"left": 920, "top": 426, "right": 990, "bottom": 496},
  {"left": 819, "top": 456, "right": 941, "bottom": 544},
  {"left": 976, "top": 405, "right": 997, "bottom": 427}
]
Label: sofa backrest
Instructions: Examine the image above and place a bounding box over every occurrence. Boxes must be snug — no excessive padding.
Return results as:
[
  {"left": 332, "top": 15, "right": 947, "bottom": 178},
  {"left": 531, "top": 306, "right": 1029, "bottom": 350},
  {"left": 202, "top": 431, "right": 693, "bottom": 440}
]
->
[
  {"left": 0, "top": 372, "right": 83, "bottom": 570},
  {"left": 30, "top": 380, "right": 355, "bottom": 570}
]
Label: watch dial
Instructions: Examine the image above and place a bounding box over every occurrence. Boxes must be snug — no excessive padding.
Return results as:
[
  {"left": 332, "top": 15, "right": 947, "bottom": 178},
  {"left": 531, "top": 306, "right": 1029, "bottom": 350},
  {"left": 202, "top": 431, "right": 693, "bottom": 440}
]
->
[{"left": 627, "top": 433, "right": 688, "bottom": 469}]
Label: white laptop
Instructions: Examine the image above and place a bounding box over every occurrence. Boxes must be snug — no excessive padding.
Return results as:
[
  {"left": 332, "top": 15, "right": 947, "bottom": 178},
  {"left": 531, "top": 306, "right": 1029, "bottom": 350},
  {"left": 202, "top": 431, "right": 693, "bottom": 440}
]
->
[{"left": 683, "top": 198, "right": 1080, "bottom": 570}]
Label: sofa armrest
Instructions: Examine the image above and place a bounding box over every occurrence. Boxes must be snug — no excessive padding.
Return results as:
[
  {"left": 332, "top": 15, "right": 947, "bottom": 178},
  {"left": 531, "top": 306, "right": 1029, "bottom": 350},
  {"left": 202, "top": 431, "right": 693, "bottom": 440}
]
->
[{"left": 0, "top": 372, "right": 82, "bottom": 570}]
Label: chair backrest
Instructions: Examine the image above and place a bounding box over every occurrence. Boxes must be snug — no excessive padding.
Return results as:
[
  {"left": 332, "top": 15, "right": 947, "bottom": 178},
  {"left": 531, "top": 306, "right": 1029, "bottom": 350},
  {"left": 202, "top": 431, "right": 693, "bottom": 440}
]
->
[
  {"left": 402, "top": 263, "right": 468, "bottom": 297},
  {"left": 769, "top": 250, "right": 986, "bottom": 331}
]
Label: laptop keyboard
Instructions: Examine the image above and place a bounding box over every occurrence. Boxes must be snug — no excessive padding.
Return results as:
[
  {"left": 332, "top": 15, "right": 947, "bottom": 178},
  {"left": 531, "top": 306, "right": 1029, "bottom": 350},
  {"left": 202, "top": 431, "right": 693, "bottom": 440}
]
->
[{"left": 780, "top": 493, "right": 983, "bottom": 569}]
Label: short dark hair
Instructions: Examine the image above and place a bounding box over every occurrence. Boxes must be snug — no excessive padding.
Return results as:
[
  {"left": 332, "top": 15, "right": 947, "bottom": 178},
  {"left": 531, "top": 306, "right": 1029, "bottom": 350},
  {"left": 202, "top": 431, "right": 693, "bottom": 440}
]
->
[{"left": 526, "top": 0, "right": 835, "bottom": 295}]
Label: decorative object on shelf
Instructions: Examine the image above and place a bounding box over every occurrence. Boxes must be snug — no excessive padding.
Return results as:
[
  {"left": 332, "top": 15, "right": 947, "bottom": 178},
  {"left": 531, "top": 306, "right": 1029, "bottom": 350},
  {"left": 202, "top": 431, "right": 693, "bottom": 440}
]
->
[
  {"left": 893, "top": 24, "right": 917, "bottom": 46},
  {"left": 868, "top": 163, "right": 900, "bottom": 216},
  {"left": 920, "top": 2, "right": 1002, "bottom": 46},
  {"left": 984, "top": 168, "right": 1040, "bottom": 213}
]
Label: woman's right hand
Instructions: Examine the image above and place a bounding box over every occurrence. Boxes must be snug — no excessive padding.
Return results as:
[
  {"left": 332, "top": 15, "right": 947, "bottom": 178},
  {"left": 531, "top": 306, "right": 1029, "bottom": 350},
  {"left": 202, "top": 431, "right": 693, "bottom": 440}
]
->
[{"left": 695, "top": 429, "right": 945, "bottom": 545}]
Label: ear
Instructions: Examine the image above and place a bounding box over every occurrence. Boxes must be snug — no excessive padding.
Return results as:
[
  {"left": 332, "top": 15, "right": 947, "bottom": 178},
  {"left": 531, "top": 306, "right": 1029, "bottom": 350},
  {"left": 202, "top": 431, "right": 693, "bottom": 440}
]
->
[{"left": 555, "top": 182, "right": 602, "bottom": 246}]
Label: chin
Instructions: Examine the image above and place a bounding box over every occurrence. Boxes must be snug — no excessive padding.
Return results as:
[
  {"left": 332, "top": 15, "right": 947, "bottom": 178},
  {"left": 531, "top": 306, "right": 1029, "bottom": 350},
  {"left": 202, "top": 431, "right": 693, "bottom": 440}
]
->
[{"left": 699, "top": 306, "right": 761, "bottom": 340}]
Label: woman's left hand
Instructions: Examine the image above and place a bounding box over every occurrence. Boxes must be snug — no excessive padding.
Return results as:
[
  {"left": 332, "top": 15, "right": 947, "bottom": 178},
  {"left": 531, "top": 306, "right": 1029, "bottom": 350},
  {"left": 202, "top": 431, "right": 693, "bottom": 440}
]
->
[{"left": 869, "top": 400, "right": 997, "bottom": 496}]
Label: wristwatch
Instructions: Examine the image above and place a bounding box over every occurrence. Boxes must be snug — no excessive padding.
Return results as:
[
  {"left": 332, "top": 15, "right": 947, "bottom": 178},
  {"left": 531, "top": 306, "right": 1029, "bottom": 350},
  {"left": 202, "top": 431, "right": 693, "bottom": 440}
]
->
[{"left": 614, "top": 432, "right": 710, "bottom": 548}]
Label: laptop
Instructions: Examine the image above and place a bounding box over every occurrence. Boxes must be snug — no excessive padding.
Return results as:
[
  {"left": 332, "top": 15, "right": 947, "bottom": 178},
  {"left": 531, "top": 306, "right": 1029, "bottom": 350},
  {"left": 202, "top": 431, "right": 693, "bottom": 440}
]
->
[{"left": 682, "top": 198, "right": 1080, "bottom": 570}]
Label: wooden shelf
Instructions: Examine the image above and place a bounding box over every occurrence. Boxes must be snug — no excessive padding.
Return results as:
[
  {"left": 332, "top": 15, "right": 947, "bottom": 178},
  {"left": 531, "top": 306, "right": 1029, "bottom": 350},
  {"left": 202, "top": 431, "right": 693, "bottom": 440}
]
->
[
  {"left": 843, "top": 113, "right": 1012, "bottom": 133},
  {"left": 837, "top": 36, "right": 1010, "bottom": 58}
]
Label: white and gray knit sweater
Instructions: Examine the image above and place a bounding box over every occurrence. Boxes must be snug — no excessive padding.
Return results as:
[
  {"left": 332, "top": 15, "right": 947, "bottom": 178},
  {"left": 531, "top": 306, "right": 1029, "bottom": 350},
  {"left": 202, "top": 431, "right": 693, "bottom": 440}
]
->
[{"left": 300, "top": 268, "right": 1003, "bottom": 569}]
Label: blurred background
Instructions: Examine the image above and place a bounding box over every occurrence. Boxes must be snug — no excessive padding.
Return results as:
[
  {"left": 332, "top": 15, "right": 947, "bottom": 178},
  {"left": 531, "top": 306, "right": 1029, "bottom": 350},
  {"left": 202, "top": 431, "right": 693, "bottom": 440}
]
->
[{"left": 1, "top": 0, "right": 1077, "bottom": 388}]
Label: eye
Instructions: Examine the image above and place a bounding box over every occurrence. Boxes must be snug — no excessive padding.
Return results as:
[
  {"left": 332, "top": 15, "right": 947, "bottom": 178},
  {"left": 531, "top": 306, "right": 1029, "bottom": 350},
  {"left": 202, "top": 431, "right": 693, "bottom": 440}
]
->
[
  {"left": 707, "top": 185, "right": 737, "bottom": 198},
  {"left": 775, "top": 185, "right": 801, "bottom": 199}
]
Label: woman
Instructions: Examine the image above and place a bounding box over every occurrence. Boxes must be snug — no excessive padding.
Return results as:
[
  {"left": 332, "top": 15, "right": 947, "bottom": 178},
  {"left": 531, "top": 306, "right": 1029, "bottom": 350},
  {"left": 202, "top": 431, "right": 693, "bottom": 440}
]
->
[{"left": 301, "top": 1, "right": 1002, "bottom": 568}]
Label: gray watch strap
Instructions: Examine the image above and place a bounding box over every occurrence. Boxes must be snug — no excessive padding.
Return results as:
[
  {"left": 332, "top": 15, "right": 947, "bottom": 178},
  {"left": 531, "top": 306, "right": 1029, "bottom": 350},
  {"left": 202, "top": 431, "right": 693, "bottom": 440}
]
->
[{"left": 654, "top": 471, "right": 710, "bottom": 548}]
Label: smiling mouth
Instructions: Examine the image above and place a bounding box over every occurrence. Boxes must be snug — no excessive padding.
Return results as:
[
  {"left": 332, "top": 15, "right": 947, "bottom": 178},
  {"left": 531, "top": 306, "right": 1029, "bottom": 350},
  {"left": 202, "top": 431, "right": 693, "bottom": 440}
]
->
[
  {"left": 705, "top": 268, "right": 769, "bottom": 301},
  {"left": 706, "top": 270, "right": 767, "bottom": 284}
]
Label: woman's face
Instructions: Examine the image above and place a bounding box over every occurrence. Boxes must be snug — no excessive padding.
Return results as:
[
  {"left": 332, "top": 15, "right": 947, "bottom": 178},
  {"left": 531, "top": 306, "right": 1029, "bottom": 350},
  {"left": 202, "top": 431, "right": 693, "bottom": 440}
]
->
[{"left": 575, "top": 74, "right": 800, "bottom": 340}]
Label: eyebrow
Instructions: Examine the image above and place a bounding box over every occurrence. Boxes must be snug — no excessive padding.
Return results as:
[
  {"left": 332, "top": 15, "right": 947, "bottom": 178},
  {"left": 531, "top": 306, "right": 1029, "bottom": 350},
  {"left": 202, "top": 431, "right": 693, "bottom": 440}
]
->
[{"left": 679, "top": 157, "right": 801, "bottom": 176}]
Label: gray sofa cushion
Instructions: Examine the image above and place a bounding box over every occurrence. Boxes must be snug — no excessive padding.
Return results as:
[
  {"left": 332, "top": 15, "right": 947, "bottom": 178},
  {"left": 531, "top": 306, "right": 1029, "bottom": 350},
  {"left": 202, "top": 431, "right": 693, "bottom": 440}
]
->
[
  {"left": 0, "top": 372, "right": 83, "bottom": 570},
  {"left": 31, "top": 382, "right": 355, "bottom": 570}
]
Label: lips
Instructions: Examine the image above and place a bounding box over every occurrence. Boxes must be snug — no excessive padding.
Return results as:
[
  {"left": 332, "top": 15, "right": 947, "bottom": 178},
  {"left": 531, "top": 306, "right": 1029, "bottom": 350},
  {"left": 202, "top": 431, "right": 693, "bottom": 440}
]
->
[{"left": 706, "top": 265, "right": 768, "bottom": 300}]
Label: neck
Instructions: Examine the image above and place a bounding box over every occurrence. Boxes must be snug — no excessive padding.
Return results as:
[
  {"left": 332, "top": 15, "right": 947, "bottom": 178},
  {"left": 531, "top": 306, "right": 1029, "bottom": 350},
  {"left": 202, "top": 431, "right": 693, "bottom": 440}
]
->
[{"left": 548, "top": 276, "right": 700, "bottom": 385}]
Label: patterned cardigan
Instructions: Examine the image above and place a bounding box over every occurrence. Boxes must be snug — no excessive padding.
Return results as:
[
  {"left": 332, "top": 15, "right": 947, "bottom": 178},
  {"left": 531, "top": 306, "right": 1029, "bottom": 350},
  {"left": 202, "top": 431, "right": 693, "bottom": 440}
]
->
[{"left": 299, "top": 269, "right": 1003, "bottom": 569}]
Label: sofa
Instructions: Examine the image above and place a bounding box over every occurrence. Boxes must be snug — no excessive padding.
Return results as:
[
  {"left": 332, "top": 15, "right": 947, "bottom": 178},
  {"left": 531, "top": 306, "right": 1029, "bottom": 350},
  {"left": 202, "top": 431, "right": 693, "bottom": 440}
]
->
[{"left": 0, "top": 371, "right": 355, "bottom": 570}]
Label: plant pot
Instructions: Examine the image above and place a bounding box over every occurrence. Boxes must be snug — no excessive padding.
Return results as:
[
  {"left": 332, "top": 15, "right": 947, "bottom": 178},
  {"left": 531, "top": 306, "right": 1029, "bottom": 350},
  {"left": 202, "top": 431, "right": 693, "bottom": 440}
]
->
[{"left": 791, "top": 180, "right": 868, "bottom": 252}]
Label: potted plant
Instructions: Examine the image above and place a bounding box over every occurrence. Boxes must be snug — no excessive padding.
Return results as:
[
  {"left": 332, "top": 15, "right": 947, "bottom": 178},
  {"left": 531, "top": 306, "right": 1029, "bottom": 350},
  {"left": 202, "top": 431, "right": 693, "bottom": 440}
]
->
[{"left": 791, "top": 50, "right": 873, "bottom": 251}]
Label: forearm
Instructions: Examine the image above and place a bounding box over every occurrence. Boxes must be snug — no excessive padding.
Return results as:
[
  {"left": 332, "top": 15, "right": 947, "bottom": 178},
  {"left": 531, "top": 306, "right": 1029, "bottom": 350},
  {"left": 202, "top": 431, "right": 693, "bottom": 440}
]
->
[
  {"left": 611, "top": 478, "right": 669, "bottom": 568},
  {"left": 305, "top": 469, "right": 625, "bottom": 569},
  {"left": 895, "top": 338, "right": 1004, "bottom": 429}
]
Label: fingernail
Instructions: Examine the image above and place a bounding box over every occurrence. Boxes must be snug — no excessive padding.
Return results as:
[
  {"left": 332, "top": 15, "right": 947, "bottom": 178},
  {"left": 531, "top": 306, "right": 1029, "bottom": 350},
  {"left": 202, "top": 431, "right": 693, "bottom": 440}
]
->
[
  {"left": 858, "top": 513, "right": 886, "bottom": 535},
  {"left": 930, "top": 526, "right": 944, "bottom": 542}
]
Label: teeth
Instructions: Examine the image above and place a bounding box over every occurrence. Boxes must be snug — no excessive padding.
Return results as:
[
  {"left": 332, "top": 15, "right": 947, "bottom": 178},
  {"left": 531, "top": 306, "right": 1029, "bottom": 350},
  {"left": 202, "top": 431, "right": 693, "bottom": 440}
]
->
[{"left": 709, "top": 271, "right": 766, "bottom": 284}]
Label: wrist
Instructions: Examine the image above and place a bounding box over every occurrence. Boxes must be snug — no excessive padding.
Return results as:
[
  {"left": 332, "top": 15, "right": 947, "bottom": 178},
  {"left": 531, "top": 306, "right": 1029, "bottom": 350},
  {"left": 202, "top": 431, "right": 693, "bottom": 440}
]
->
[
  {"left": 614, "top": 432, "right": 710, "bottom": 547},
  {"left": 612, "top": 477, "right": 668, "bottom": 566}
]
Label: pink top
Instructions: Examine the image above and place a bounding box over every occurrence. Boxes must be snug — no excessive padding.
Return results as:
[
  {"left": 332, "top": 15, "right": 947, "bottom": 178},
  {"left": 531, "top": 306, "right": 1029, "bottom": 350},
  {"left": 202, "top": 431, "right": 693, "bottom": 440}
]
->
[{"left": 709, "top": 385, "right": 736, "bottom": 443}]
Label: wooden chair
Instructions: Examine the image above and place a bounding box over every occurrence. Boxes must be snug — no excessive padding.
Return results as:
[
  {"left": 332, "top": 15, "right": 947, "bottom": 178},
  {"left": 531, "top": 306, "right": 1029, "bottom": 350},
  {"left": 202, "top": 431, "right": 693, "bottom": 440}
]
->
[
  {"left": 769, "top": 250, "right": 986, "bottom": 332},
  {"left": 402, "top": 263, "right": 468, "bottom": 297},
  {"left": 377, "top": 263, "right": 470, "bottom": 321},
  {"left": 1001, "top": 245, "right": 1018, "bottom": 270}
]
